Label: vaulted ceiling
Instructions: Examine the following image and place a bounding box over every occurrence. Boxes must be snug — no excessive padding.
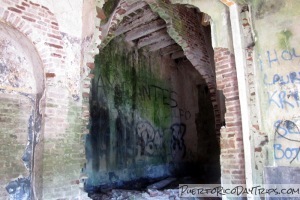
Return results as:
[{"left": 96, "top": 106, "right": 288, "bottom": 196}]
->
[{"left": 103, "top": 1, "right": 186, "bottom": 60}]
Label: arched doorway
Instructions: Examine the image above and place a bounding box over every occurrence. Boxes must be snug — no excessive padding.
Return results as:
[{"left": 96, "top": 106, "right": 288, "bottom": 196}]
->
[
  {"left": 85, "top": 0, "right": 222, "bottom": 197},
  {"left": 0, "top": 22, "right": 44, "bottom": 199}
]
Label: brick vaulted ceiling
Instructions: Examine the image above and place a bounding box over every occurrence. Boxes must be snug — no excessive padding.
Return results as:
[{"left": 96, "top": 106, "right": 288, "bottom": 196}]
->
[{"left": 100, "top": 1, "right": 186, "bottom": 60}]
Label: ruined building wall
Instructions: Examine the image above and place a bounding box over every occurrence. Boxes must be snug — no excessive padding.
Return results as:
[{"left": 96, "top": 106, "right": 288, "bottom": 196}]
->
[
  {"left": 173, "top": 0, "right": 300, "bottom": 188},
  {"left": 246, "top": 0, "right": 300, "bottom": 184},
  {"left": 170, "top": 0, "right": 246, "bottom": 186},
  {"left": 85, "top": 36, "right": 219, "bottom": 191},
  {"left": 0, "top": 0, "right": 98, "bottom": 199}
]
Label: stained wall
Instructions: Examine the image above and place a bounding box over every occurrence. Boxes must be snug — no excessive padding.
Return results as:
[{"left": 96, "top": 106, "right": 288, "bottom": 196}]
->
[
  {"left": 0, "top": 0, "right": 99, "bottom": 199},
  {"left": 85, "top": 36, "right": 219, "bottom": 191},
  {"left": 247, "top": 0, "right": 300, "bottom": 184}
]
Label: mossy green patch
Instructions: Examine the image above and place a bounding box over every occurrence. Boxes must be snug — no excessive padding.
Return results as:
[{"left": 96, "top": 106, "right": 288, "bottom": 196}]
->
[
  {"left": 101, "top": 0, "right": 120, "bottom": 24},
  {"left": 277, "top": 29, "right": 293, "bottom": 50},
  {"left": 235, "top": 0, "right": 285, "bottom": 19},
  {"left": 94, "top": 37, "right": 172, "bottom": 128}
]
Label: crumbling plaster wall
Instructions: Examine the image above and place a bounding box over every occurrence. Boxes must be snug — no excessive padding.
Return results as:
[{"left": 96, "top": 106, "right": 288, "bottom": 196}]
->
[
  {"left": 172, "top": 0, "right": 300, "bottom": 188},
  {"left": 0, "top": 0, "right": 99, "bottom": 199},
  {"left": 246, "top": 0, "right": 300, "bottom": 185},
  {"left": 0, "top": 22, "right": 40, "bottom": 199}
]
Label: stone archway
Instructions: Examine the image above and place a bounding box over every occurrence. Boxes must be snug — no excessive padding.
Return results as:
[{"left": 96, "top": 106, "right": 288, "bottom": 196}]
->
[{"left": 0, "top": 22, "right": 44, "bottom": 199}]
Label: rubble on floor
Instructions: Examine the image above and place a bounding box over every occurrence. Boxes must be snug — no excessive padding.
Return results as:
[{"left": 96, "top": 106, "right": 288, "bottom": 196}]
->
[{"left": 88, "top": 177, "right": 221, "bottom": 200}]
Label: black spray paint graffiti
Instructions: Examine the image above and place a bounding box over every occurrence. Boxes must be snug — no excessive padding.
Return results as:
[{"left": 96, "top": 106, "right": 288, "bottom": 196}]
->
[
  {"left": 97, "top": 73, "right": 191, "bottom": 121},
  {"left": 170, "top": 123, "right": 186, "bottom": 160},
  {"left": 274, "top": 120, "right": 300, "bottom": 164},
  {"left": 136, "top": 121, "right": 163, "bottom": 156}
]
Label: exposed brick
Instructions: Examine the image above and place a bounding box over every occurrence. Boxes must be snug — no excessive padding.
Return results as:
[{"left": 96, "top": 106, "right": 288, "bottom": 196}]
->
[
  {"left": 16, "top": 5, "right": 26, "bottom": 10},
  {"left": 21, "top": 2, "right": 30, "bottom": 7},
  {"left": 47, "top": 33, "right": 61, "bottom": 40},
  {"left": 51, "top": 53, "right": 62, "bottom": 58},
  {"left": 22, "top": 15, "right": 36, "bottom": 22},
  {"left": 29, "top": 1, "right": 40, "bottom": 7},
  {"left": 8, "top": 7, "right": 22, "bottom": 14},
  {"left": 46, "top": 73, "right": 56, "bottom": 78},
  {"left": 41, "top": 5, "right": 49, "bottom": 11},
  {"left": 45, "top": 42, "right": 63, "bottom": 49},
  {"left": 86, "top": 63, "right": 95, "bottom": 70},
  {"left": 51, "top": 21, "right": 58, "bottom": 26}
]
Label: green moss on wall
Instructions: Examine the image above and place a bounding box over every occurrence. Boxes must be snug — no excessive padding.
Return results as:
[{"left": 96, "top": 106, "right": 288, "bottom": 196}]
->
[
  {"left": 101, "top": 0, "right": 120, "bottom": 24},
  {"left": 86, "top": 36, "right": 175, "bottom": 188},
  {"left": 94, "top": 37, "right": 171, "bottom": 128},
  {"left": 235, "top": 0, "right": 285, "bottom": 19},
  {"left": 277, "top": 29, "right": 293, "bottom": 50}
]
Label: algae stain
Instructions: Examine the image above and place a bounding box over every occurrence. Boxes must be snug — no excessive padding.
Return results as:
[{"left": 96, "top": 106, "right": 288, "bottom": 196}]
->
[{"left": 277, "top": 29, "right": 293, "bottom": 50}]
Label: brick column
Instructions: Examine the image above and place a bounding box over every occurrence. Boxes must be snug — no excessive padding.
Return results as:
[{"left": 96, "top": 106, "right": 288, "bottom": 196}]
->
[{"left": 214, "top": 47, "right": 246, "bottom": 184}]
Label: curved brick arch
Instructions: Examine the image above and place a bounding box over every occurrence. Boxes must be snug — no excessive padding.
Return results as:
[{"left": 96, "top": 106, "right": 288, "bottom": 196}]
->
[
  {"left": 170, "top": 0, "right": 246, "bottom": 186},
  {"left": 0, "top": 21, "right": 44, "bottom": 93},
  {"left": 98, "top": 0, "right": 221, "bottom": 138},
  {"left": 0, "top": 0, "right": 67, "bottom": 84},
  {"left": 0, "top": 1, "right": 68, "bottom": 199}
]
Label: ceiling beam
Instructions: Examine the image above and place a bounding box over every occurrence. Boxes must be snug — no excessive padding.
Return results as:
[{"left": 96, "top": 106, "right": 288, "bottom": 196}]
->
[
  {"left": 124, "top": 1, "right": 148, "bottom": 16},
  {"left": 125, "top": 19, "right": 166, "bottom": 41},
  {"left": 148, "top": 38, "right": 176, "bottom": 52},
  {"left": 159, "top": 44, "right": 182, "bottom": 56},
  {"left": 115, "top": 9, "right": 159, "bottom": 36},
  {"left": 137, "top": 29, "right": 170, "bottom": 48},
  {"left": 171, "top": 51, "right": 185, "bottom": 59}
]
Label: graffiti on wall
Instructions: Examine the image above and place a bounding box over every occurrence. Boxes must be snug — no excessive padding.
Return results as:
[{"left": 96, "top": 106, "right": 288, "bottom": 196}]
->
[
  {"left": 273, "top": 120, "right": 300, "bottom": 164},
  {"left": 170, "top": 123, "right": 186, "bottom": 160},
  {"left": 259, "top": 48, "right": 300, "bottom": 71},
  {"left": 136, "top": 120, "right": 188, "bottom": 160},
  {"left": 97, "top": 71, "right": 191, "bottom": 121},
  {"left": 136, "top": 121, "right": 163, "bottom": 156},
  {"left": 260, "top": 48, "right": 300, "bottom": 109},
  {"left": 259, "top": 48, "right": 300, "bottom": 165}
]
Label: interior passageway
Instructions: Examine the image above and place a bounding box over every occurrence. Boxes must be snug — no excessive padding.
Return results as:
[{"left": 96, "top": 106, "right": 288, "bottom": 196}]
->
[{"left": 84, "top": 0, "right": 223, "bottom": 198}]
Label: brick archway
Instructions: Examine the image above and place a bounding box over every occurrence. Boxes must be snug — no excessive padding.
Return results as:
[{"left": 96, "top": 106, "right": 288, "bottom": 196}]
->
[
  {"left": 94, "top": 0, "right": 221, "bottom": 141},
  {"left": 168, "top": 0, "right": 247, "bottom": 186},
  {"left": 0, "top": 20, "right": 45, "bottom": 199},
  {"left": 0, "top": 1, "right": 67, "bottom": 199}
]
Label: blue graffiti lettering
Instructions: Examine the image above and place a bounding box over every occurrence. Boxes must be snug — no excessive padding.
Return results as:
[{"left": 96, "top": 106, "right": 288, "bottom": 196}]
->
[
  {"left": 267, "top": 50, "right": 280, "bottom": 68},
  {"left": 279, "top": 91, "right": 294, "bottom": 109},
  {"left": 281, "top": 50, "right": 293, "bottom": 60},
  {"left": 274, "top": 144, "right": 300, "bottom": 161},
  {"left": 292, "top": 48, "right": 300, "bottom": 58},
  {"left": 268, "top": 91, "right": 300, "bottom": 109},
  {"left": 268, "top": 91, "right": 280, "bottom": 108},
  {"left": 258, "top": 53, "right": 264, "bottom": 71},
  {"left": 261, "top": 48, "right": 300, "bottom": 72},
  {"left": 263, "top": 71, "right": 300, "bottom": 86},
  {"left": 290, "top": 72, "right": 300, "bottom": 84}
]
